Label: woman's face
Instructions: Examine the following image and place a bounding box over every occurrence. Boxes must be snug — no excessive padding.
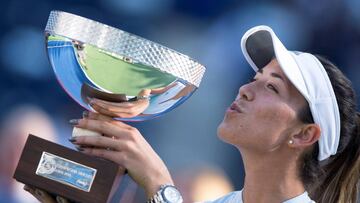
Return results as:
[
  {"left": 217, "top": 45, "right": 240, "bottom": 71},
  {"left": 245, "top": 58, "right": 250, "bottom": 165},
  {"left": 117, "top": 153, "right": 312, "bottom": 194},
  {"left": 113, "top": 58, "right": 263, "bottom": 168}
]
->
[{"left": 217, "top": 59, "right": 307, "bottom": 153}]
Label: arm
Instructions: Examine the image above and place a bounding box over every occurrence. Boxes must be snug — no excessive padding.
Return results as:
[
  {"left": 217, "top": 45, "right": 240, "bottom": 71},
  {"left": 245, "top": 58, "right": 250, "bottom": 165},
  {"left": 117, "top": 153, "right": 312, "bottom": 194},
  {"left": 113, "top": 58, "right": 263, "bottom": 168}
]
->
[{"left": 24, "top": 93, "right": 177, "bottom": 202}]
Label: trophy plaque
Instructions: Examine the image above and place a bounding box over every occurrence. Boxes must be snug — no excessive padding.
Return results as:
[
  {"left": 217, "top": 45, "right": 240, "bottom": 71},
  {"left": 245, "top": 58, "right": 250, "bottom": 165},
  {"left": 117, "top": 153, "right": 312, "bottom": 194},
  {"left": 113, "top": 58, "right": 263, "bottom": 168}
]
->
[
  {"left": 14, "top": 135, "right": 118, "bottom": 203},
  {"left": 13, "top": 10, "right": 205, "bottom": 203}
]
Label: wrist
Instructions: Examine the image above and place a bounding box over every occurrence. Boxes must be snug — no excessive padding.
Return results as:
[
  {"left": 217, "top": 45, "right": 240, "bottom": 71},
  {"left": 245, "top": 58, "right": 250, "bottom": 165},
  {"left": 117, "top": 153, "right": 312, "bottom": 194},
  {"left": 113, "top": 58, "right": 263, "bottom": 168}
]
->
[
  {"left": 147, "top": 184, "right": 183, "bottom": 203},
  {"left": 144, "top": 165, "right": 174, "bottom": 198},
  {"left": 145, "top": 178, "right": 174, "bottom": 199}
]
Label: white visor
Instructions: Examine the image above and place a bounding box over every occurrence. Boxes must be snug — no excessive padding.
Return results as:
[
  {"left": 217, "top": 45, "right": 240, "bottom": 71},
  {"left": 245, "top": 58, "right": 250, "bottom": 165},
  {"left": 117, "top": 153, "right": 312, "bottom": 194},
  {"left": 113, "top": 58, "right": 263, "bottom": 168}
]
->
[{"left": 240, "top": 25, "right": 341, "bottom": 161}]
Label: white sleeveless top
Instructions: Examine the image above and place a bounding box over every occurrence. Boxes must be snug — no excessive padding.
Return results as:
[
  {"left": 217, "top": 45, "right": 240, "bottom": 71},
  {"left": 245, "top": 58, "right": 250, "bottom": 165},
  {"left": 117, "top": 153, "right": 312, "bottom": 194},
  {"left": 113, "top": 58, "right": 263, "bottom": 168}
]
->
[{"left": 204, "top": 190, "right": 315, "bottom": 203}]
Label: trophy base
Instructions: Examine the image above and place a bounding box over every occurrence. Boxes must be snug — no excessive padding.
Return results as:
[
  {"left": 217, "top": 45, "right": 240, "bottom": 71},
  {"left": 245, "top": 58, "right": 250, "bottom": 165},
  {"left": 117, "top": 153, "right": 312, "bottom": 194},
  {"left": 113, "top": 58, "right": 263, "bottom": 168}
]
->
[{"left": 13, "top": 134, "right": 120, "bottom": 203}]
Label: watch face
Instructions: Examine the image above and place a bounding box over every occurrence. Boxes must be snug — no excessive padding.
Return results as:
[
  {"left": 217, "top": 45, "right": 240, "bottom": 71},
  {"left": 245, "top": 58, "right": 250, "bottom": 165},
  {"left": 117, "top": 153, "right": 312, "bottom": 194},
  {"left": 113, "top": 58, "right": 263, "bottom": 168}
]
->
[{"left": 162, "top": 186, "right": 183, "bottom": 203}]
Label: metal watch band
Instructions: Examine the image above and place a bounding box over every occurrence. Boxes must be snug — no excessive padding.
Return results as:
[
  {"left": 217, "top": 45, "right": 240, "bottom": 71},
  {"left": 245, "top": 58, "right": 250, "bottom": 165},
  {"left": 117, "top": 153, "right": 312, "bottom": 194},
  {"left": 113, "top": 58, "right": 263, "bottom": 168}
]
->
[
  {"left": 147, "top": 190, "right": 164, "bottom": 203},
  {"left": 146, "top": 184, "right": 182, "bottom": 203}
]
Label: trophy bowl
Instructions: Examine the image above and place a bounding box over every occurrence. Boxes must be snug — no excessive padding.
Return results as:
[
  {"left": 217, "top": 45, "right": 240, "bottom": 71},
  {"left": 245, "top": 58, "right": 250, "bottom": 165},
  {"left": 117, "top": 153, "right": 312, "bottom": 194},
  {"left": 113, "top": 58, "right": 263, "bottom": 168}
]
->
[{"left": 45, "top": 10, "right": 206, "bottom": 121}]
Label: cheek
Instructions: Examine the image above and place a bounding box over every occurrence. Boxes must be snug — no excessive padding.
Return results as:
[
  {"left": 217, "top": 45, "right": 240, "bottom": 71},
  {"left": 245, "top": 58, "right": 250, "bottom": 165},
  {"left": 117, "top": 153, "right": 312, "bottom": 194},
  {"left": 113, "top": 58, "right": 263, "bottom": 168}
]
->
[
  {"left": 258, "top": 102, "right": 296, "bottom": 125},
  {"left": 217, "top": 101, "right": 298, "bottom": 150},
  {"left": 252, "top": 102, "right": 297, "bottom": 143}
]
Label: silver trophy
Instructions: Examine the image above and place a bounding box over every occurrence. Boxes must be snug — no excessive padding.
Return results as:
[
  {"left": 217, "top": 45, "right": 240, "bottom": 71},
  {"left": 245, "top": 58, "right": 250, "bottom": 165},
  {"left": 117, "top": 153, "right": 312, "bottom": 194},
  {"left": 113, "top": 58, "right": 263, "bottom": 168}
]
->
[
  {"left": 45, "top": 10, "right": 206, "bottom": 121},
  {"left": 14, "top": 11, "right": 205, "bottom": 203}
]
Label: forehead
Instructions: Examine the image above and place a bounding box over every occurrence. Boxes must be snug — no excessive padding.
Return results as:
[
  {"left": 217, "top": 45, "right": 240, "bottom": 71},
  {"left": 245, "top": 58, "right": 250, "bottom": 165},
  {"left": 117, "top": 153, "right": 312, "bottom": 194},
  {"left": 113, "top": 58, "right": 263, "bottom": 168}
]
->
[
  {"left": 259, "top": 59, "right": 285, "bottom": 78},
  {"left": 260, "top": 59, "right": 307, "bottom": 108},
  {"left": 257, "top": 59, "right": 289, "bottom": 85}
]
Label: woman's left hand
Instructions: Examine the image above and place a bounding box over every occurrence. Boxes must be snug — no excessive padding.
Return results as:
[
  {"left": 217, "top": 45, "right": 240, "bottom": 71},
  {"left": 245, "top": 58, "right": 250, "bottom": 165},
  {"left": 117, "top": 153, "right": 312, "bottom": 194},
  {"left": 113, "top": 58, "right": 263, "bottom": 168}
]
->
[
  {"left": 69, "top": 111, "right": 173, "bottom": 198},
  {"left": 23, "top": 185, "right": 69, "bottom": 203}
]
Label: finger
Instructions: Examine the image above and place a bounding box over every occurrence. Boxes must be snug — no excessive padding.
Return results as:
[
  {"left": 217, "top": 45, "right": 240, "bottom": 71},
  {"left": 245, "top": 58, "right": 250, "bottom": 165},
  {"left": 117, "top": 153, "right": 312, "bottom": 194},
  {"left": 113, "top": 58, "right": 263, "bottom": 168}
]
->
[
  {"left": 91, "top": 98, "right": 134, "bottom": 108},
  {"left": 91, "top": 103, "right": 135, "bottom": 118},
  {"left": 56, "top": 196, "right": 70, "bottom": 203},
  {"left": 81, "top": 147, "right": 125, "bottom": 165},
  {"left": 24, "top": 184, "right": 33, "bottom": 191},
  {"left": 35, "top": 189, "right": 57, "bottom": 203},
  {"left": 24, "top": 185, "right": 57, "bottom": 203},
  {"left": 138, "top": 89, "right": 151, "bottom": 97},
  {"left": 117, "top": 166, "right": 127, "bottom": 174},
  {"left": 82, "top": 112, "right": 133, "bottom": 130},
  {"left": 84, "top": 111, "right": 113, "bottom": 122},
  {"left": 134, "top": 89, "right": 151, "bottom": 104},
  {"left": 150, "top": 84, "right": 175, "bottom": 94},
  {"left": 92, "top": 100, "right": 147, "bottom": 116},
  {"left": 90, "top": 103, "right": 121, "bottom": 117},
  {"left": 74, "top": 118, "right": 133, "bottom": 136},
  {"left": 71, "top": 135, "right": 121, "bottom": 150},
  {"left": 24, "top": 184, "right": 36, "bottom": 195}
]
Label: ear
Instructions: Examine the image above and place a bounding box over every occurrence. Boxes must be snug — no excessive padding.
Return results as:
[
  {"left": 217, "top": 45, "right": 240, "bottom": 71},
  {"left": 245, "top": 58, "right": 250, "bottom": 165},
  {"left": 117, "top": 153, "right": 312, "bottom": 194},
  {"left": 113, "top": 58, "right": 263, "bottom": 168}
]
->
[{"left": 289, "top": 124, "right": 321, "bottom": 148}]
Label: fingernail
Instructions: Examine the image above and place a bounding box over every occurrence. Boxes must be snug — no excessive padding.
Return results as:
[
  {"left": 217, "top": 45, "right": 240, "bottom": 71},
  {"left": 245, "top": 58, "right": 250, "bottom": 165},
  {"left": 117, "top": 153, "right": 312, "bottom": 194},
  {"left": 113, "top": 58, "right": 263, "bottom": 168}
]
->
[
  {"left": 83, "top": 111, "right": 89, "bottom": 118},
  {"left": 68, "top": 137, "right": 77, "bottom": 143},
  {"left": 75, "top": 146, "right": 83, "bottom": 151},
  {"left": 23, "top": 185, "right": 30, "bottom": 191},
  {"left": 35, "top": 189, "right": 44, "bottom": 197},
  {"left": 69, "top": 119, "right": 79, "bottom": 125},
  {"left": 56, "top": 196, "right": 66, "bottom": 203},
  {"left": 88, "top": 97, "right": 95, "bottom": 105}
]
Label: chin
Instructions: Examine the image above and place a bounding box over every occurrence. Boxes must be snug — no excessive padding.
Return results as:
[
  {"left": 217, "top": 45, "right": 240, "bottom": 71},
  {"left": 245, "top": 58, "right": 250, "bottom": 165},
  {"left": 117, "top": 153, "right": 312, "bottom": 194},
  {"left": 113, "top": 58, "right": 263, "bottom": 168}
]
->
[
  {"left": 217, "top": 120, "right": 249, "bottom": 148},
  {"left": 217, "top": 122, "right": 232, "bottom": 143}
]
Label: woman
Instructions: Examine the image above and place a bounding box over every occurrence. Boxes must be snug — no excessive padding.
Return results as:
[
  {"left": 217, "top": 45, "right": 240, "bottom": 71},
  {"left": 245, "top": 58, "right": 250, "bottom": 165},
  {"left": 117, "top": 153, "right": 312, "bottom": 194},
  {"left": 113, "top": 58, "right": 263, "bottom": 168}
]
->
[{"left": 25, "top": 26, "right": 359, "bottom": 203}]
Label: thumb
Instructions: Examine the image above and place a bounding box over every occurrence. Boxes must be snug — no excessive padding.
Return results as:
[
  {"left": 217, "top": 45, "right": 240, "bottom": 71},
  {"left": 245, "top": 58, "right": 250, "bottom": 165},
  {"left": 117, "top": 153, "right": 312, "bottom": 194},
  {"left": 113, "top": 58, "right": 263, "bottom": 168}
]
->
[{"left": 138, "top": 89, "right": 151, "bottom": 97}]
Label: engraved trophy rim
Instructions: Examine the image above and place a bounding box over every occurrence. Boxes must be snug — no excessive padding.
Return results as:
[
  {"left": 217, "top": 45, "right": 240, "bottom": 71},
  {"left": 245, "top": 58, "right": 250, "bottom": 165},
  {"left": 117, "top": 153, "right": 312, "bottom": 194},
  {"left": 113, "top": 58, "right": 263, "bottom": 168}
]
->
[{"left": 45, "top": 10, "right": 205, "bottom": 87}]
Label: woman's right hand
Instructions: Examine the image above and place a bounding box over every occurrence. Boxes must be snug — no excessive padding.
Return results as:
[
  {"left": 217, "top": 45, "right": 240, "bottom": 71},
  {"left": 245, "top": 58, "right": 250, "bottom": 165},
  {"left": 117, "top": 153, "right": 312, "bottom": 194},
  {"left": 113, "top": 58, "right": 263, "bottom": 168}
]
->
[
  {"left": 23, "top": 185, "right": 69, "bottom": 203},
  {"left": 69, "top": 111, "right": 174, "bottom": 199}
]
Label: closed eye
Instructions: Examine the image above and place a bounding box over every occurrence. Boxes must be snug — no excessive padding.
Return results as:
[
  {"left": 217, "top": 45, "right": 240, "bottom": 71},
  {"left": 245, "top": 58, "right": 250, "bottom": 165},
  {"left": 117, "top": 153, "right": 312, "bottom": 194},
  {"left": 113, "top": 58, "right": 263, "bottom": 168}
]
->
[
  {"left": 248, "top": 78, "right": 256, "bottom": 83},
  {"left": 248, "top": 76, "right": 279, "bottom": 94},
  {"left": 267, "top": 83, "right": 278, "bottom": 94}
]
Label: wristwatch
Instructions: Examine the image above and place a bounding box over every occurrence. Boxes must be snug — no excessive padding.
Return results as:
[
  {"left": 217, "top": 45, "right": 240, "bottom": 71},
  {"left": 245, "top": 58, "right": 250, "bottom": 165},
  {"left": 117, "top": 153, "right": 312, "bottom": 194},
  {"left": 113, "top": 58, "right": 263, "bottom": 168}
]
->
[{"left": 147, "top": 184, "right": 183, "bottom": 203}]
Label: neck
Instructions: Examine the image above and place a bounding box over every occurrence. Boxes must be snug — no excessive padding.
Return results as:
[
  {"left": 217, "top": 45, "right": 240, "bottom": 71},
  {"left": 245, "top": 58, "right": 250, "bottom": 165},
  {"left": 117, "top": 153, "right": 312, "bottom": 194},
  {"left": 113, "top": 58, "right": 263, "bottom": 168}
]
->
[{"left": 240, "top": 149, "right": 305, "bottom": 203}]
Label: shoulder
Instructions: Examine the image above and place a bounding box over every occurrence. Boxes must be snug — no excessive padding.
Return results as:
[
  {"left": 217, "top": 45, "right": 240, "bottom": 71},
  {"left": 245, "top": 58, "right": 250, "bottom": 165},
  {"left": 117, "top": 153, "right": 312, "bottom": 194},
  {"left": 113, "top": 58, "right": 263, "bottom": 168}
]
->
[
  {"left": 200, "top": 191, "right": 242, "bottom": 203},
  {"left": 283, "top": 191, "right": 316, "bottom": 203}
]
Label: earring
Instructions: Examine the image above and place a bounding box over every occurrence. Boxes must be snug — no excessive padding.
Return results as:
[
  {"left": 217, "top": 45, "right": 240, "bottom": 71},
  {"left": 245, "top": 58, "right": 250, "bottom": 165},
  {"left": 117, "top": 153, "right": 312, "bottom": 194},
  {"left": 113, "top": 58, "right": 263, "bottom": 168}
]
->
[{"left": 288, "top": 140, "right": 294, "bottom": 144}]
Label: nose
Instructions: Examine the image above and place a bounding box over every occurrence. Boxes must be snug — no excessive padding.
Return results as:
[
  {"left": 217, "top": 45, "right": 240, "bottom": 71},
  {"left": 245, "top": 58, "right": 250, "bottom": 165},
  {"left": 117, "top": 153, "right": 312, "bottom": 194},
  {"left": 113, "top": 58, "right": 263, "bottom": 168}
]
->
[{"left": 238, "top": 83, "right": 254, "bottom": 101}]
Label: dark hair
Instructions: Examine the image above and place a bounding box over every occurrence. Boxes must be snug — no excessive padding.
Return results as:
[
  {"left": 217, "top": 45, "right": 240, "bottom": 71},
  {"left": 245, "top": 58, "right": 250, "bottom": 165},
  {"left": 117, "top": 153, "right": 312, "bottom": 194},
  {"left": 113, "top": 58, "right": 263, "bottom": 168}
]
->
[{"left": 297, "top": 55, "right": 360, "bottom": 203}]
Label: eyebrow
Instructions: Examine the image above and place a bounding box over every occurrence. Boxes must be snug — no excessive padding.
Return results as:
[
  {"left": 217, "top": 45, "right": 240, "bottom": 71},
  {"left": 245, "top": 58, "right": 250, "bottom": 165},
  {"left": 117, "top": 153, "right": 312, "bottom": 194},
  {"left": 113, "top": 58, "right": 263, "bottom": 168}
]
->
[{"left": 257, "top": 68, "right": 286, "bottom": 82}]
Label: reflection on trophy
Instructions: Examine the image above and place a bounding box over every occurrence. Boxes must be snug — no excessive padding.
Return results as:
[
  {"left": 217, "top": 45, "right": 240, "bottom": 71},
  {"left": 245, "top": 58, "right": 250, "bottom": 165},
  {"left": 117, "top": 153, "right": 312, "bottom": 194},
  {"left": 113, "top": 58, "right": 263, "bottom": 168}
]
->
[{"left": 13, "top": 11, "right": 205, "bottom": 203}]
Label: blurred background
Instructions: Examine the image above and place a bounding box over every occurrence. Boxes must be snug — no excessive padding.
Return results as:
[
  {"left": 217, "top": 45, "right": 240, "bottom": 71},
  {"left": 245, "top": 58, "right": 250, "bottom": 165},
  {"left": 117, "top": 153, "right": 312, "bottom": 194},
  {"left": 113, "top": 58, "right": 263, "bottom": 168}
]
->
[{"left": 1, "top": 0, "right": 359, "bottom": 202}]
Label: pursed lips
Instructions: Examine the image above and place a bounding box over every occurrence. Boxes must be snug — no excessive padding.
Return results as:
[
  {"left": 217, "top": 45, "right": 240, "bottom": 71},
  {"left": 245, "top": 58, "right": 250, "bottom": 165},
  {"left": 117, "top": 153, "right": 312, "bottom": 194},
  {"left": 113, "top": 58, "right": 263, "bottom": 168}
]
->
[{"left": 230, "top": 102, "right": 243, "bottom": 113}]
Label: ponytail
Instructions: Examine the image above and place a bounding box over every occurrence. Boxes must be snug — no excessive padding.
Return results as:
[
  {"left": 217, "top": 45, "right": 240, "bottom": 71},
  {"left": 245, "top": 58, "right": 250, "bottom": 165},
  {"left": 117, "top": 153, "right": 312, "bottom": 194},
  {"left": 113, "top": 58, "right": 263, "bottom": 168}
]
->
[
  {"left": 299, "top": 55, "right": 360, "bottom": 203},
  {"left": 312, "top": 112, "right": 360, "bottom": 203},
  {"left": 337, "top": 113, "right": 360, "bottom": 202}
]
